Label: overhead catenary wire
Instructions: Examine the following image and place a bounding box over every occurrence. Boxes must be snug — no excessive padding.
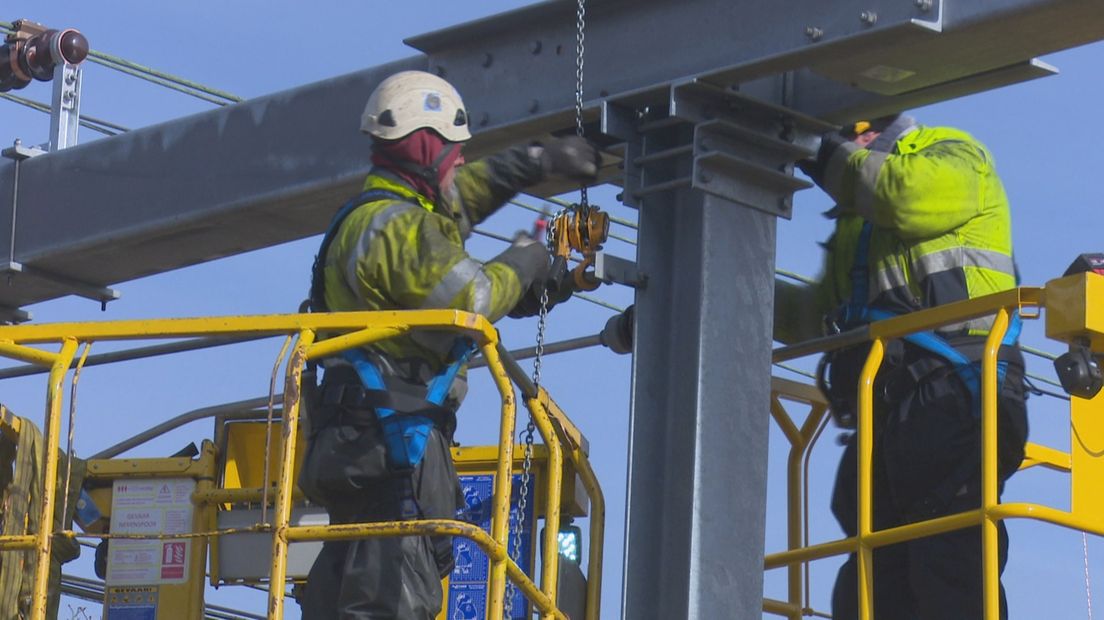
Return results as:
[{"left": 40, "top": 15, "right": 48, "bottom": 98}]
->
[
  {"left": 0, "top": 20, "right": 241, "bottom": 106},
  {"left": 470, "top": 227, "right": 623, "bottom": 314},
  {"left": 536, "top": 195, "right": 639, "bottom": 230},
  {"left": 0, "top": 92, "right": 128, "bottom": 135}
]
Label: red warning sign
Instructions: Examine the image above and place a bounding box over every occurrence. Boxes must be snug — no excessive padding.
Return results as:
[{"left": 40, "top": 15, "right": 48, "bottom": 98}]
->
[{"left": 160, "top": 542, "right": 186, "bottom": 580}]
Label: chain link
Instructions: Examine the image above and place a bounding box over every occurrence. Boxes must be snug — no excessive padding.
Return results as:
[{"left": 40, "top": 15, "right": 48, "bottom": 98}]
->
[
  {"left": 505, "top": 223, "right": 551, "bottom": 618},
  {"left": 1084, "top": 531, "right": 1094, "bottom": 620},
  {"left": 574, "top": 0, "right": 588, "bottom": 209},
  {"left": 506, "top": 2, "right": 585, "bottom": 615}
]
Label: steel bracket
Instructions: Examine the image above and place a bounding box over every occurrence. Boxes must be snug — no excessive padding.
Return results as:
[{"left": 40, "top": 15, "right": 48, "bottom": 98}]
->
[
  {"left": 594, "top": 252, "right": 645, "bottom": 289},
  {"left": 2, "top": 142, "right": 47, "bottom": 161},
  {"left": 0, "top": 261, "right": 120, "bottom": 307}
]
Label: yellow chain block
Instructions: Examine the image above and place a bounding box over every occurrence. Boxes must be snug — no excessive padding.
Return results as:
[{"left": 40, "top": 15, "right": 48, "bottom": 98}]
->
[{"left": 551, "top": 204, "right": 609, "bottom": 292}]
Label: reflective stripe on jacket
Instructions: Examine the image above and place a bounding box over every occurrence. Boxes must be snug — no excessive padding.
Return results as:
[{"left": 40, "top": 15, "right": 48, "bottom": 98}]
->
[
  {"left": 775, "top": 125, "right": 1016, "bottom": 343},
  {"left": 320, "top": 146, "right": 546, "bottom": 371}
]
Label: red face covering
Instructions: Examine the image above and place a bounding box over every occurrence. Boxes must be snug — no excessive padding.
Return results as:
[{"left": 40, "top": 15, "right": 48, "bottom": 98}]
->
[{"left": 370, "top": 128, "right": 464, "bottom": 204}]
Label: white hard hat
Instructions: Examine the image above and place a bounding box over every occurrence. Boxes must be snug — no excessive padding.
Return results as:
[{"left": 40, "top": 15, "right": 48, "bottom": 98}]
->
[{"left": 360, "top": 70, "right": 472, "bottom": 142}]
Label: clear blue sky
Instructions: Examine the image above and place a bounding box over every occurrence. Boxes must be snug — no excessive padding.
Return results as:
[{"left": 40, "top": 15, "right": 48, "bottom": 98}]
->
[{"left": 1, "top": 2, "right": 1101, "bottom": 618}]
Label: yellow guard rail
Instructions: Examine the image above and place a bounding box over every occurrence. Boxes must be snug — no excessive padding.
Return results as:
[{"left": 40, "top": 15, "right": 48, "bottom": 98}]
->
[
  {"left": 0, "top": 309, "right": 605, "bottom": 620},
  {"left": 765, "top": 273, "right": 1104, "bottom": 620}
]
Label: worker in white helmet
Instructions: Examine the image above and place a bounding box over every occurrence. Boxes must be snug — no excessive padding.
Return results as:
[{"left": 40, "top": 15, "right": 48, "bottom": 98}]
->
[{"left": 298, "top": 70, "right": 599, "bottom": 619}]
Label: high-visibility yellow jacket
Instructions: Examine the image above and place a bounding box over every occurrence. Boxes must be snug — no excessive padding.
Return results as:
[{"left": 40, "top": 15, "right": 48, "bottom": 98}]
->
[
  {"left": 319, "top": 146, "right": 548, "bottom": 375},
  {"left": 775, "top": 125, "right": 1016, "bottom": 344}
]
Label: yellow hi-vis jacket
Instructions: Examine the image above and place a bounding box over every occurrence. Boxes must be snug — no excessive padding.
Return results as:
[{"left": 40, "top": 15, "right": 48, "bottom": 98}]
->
[
  {"left": 319, "top": 147, "right": 548, "bottom": 375},
  {"left": 775, "top": 125, "right": 1016, "bottom": 344}
]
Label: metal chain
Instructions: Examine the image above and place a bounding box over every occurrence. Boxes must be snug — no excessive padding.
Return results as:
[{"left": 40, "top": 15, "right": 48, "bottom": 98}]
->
[
  {"left": 1085, "top": 531, "right": 1094, "bottom": 620},
  {"left": 506, "top": 3, "right": 587, "bottom": 615},
  {"left": 505, "top": 215, "right": 553, "bottom": 618},
  {"left": 574, "top": 0, "right": 588, "bottom": 209}
]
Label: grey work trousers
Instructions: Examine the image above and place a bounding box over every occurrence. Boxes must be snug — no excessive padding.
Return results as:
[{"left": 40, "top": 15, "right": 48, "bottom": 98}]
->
[
  {"left": 300, "top": 410, "right": 462, "bottom": 620},
  {"left": 829, "top": 354, "right": 1028, "bottom": 620}
]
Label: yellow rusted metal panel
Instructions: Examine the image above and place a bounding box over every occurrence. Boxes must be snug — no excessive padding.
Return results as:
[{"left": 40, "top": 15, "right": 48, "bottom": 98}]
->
[
  {"left": 86, "top": 442, "right": 217, "bottom": 620},
  {"left": 221, "top": 422, "right": 307, "bottom": 492},
  {"left": 1045, "top": 272, "right": 1104, "bottom": 349},
  {"left": 87, "top": 457, "right": 200, "bottom": 478},
  {"left": 1071, "top": 388, "right": 1104, "bottom": 521}
]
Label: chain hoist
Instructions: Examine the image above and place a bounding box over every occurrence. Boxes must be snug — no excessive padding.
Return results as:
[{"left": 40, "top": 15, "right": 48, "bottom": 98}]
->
[{"left": 505, "top": 0, "right": 589, "bottom": 615}]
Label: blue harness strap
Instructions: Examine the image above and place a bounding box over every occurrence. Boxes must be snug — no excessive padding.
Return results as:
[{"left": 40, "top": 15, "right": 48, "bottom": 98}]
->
[
  {"left": 344, "top": 339, "right": 477, "bottom": 472},
  {"left": 843, "top": 221, "right": 1021, "bottom": 417}
]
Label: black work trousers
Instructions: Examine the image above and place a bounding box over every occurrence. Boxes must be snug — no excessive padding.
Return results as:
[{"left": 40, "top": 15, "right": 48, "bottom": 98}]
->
[
  {"left": 830, "top": 355, "right": 1028, "bottom": 620},
  {"left": 300, "top": 396, "right": 463, "bottom": 620}
]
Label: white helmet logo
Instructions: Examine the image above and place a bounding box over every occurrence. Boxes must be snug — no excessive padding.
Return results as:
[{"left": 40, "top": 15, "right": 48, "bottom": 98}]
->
[
  {"left": 361, "top": 71, "right": 472, "bottom": 142},
  {"left": 424, "top": 92, "right": 442, "bottom": 112}
]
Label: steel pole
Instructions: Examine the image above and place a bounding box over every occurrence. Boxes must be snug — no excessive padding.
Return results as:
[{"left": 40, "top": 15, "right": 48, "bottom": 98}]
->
[{"left": 623, "top": 188, "right": 776, "bottom": 618}]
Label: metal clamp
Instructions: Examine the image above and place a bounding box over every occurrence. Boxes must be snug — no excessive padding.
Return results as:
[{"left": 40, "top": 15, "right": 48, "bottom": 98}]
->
[{"left": 594, "top": 252, "right": 645, "bottom": 288}]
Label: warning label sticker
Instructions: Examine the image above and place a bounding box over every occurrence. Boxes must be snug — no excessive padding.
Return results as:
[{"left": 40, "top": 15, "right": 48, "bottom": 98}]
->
[
  {"left": 449, "top": 474, "right": 534, "bottom": 620},
  {"left": 107, "top": 478, "right": 194, "bottom": 586},
  {"left": 105, "top": 585, "right": 158, "bottom": 619}
]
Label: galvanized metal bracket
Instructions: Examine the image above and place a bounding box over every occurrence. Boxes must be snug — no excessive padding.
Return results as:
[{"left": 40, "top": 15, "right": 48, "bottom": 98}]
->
[
  {"left": 49, "top": 62, "right": 83, "bottom": 151},
  {"left": 0, "top": 261, "right": 120, "bottom": 308},
  {"left": 2, "top": 142, "right": 47, "bottom": 161},
  {"left": 594, "top": 252, "right": 645, "bottom": 289},
  {"left": 617, "top": 78, "right": 833, "bottom": 218}
]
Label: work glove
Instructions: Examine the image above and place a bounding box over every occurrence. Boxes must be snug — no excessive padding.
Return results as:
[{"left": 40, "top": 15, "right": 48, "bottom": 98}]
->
[
  {"left": 508, "top": 255, "right": 574, "bottom": 319},
  {"left": 796, "top": 131, "right": 853, "bottom": 187},
  {"left": 538, "top": 136, "right": 600, "bottom": 182}
]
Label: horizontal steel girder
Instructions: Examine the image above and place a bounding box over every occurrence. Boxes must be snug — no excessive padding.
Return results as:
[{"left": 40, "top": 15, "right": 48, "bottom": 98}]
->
[{"left": 1, "top": 0, "right": 1101, "bottom": 310}]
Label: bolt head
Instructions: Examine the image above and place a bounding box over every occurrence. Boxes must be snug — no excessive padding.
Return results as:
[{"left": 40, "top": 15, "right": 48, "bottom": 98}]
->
[
  {"left": 805, "top": 26, "right": 824, "bottom": 41},
  {"left": 530, "top": 40, "right": 543, "bottom": 54}
]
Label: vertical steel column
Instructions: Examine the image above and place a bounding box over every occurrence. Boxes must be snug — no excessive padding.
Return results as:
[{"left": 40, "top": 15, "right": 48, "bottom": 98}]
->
[
  {"left": 623, "top": 187, "right": 776, "bottom": 619},
  {"left": 613, "top": 80, "right": 822, "bottom": 619}
]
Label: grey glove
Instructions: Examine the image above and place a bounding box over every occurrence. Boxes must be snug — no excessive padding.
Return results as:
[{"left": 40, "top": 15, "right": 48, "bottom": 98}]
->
[
  {"left": 508, "top": 256, "right": 573, "bottom": 319},
  {"left": 797, "top": 131, "right": 853, "bottom": 187},
  {"left": 539, "top": 136, "right": 600, "bottom": 182},
  {"left": 491, "top": 235, "right": 553, "bottom": 316}
]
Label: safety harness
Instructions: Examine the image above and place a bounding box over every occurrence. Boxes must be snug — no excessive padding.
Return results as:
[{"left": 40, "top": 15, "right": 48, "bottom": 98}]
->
[
  {"left": 310, "top": 187, "right": 477, "bottom": 475},
  {"left": 827, "top": 220, "right": 1022, "bottom": 418}
]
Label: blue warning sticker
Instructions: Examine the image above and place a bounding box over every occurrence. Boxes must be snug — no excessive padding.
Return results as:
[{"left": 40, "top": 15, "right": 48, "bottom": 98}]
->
[
  {"left": 456, "top": 475, "right": 494, "bottom": 529},
  {"left": 450, "top": 473, "right": 535, "bottom": 620},
  {"left": 105, "top": 607, "right": 156, "bottom": 620},
  {"left": 448, "top": 583, "right": 486, "bottom": 620}
]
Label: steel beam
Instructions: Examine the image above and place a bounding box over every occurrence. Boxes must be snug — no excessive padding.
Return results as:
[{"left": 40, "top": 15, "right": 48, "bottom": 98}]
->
[
  {"left": 0, "top": 0, "right": 1100, "bottom": 312},
  {"left": 0, "top": 55, "right": 425, "bottom": 310}
]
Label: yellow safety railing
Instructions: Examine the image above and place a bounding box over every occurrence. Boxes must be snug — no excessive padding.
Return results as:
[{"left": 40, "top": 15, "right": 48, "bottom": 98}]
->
[
  {"left": 765, "top": 277, "right": 1104, "bottom": 620},
  {"left": 0, "top": 310, "right": 605, "bottom": 620}
]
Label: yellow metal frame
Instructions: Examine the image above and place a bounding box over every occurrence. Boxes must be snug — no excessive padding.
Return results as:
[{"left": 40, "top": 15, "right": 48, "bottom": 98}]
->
[
  {"left": 80, "top": 442, "right": 220, "bottom": 619},
  {"left": 0, "top": 309, "right": 604, "bottom": 620},
  {"left": 765, "top": 279, "right": 1104, "bottom": 620}
]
